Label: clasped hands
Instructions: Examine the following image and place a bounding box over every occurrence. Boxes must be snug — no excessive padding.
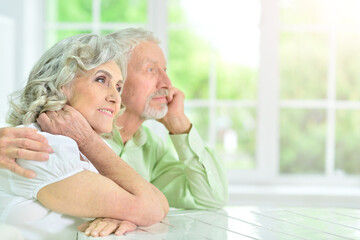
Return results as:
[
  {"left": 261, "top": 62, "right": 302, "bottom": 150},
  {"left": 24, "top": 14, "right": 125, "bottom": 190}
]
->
[{"left": 78, "top": 218, "right": 137, "bottom": 237}]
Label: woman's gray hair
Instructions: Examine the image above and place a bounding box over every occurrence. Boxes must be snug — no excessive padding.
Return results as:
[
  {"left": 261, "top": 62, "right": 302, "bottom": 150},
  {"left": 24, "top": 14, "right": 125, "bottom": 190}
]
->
[
  {"left": 7, "top": 33, "right": 127, "bottom": 127},
  {"left": 106, "top": 28, "right": 160, "bottom": 60}
]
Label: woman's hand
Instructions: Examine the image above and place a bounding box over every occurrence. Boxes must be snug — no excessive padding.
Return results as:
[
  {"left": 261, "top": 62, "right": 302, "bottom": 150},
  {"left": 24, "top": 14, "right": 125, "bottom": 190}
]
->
[
  {"left": 78, "top": 218, "right": 137, "bottom": 237},
  {"left": 37, "top": 105, "right": 97, "bottom": 149}
]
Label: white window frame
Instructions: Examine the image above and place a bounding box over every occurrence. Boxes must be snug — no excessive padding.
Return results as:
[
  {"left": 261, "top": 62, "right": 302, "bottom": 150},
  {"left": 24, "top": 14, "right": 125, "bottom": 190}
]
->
[{"left": 43, "top": 0, "right": 360, "bottom": 192}]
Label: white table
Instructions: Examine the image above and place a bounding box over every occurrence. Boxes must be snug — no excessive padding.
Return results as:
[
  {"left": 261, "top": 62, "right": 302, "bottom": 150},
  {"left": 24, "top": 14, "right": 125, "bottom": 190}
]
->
[{"left": 78, "top": 206, "right": 360, "bottom": 240}]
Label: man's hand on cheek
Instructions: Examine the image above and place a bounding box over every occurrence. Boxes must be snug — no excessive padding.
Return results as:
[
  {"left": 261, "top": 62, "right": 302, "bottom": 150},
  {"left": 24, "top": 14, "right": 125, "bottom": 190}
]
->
[
  {"left": 37, "top": 105, "right": 96, "bottom": 148},
  {"left": 158, "top": 87, "right": 192, "bottom": 134}
]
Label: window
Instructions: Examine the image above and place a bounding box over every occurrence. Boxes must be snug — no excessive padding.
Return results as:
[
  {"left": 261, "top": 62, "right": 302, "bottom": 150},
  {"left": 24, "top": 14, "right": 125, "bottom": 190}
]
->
[
  {"left": 46, "top": 0, "right": 148, "bottom": 48},
  {"left": 168, "top": 0, "right": 260, "bottom": 172},
  {"left": 45, "top": 0, "right": 360, "bottom": 186},
  {"left": 278, "top": 0, "right": 360, "bottom": 181}
]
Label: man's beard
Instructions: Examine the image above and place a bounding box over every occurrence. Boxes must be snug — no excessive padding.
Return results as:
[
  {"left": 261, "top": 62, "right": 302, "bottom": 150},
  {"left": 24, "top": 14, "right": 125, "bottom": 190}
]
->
[{"left": 141, "top": 89, "right": 169, "bottom": 120}]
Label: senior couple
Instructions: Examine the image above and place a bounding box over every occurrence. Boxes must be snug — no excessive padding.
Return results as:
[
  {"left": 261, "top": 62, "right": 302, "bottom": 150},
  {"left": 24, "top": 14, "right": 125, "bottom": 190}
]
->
[{"left": 0, "top": 28, "right": 227, "bottom": 239}]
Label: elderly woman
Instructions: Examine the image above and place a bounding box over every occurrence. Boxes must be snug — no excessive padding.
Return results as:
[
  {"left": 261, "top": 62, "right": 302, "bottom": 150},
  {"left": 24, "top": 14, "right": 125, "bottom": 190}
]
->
[{"left": 0, "top": 34, "right": 168, "bottom": 240}]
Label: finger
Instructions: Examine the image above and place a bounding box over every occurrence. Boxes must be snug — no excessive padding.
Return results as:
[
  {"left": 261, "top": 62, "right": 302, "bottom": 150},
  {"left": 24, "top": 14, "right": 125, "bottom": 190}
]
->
[
  {"left": 98, "top": 222, "right": 118, "bottom": 237},
  {"left": 167, "top": 87, "right": 178, "bottom": 103},
  {"left": 84, "top": 219, "right": 99, "bottom": 236},
  {"left": 90, "top": 220, "right": 109, "bottom": 237},
  {"left": 37, "top": 113, "right": 54, "bottom": 132},
  {"left": 7, "top": 147, "right": 49, "bottom": 161},
  {"left": 45, "top": 111, "right": 59, "bottom": 120},
  {"left": 5, "top": 127, "right": 49, "bottom": 145},
  {"left": 2, "top": 161, "right": 37, "bottom": 179},
  {"left": 62, "top": 105, "right": 78, "bottom": 117},
  {"left": 62, "top": 104, "right": 75, "bottom": 112},
  {"left": 13, "top": 138, "right": 52, "bottom": 154},
  {"left": 77, "top": 221, "right": 91, "bottom": 232},
  {"left": 115, "top": 221, "right": 137, "bottom": 236}
]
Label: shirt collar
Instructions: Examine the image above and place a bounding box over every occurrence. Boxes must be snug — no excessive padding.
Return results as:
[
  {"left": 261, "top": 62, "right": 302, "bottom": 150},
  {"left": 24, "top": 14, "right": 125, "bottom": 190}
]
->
[{"left": 111, "top": 126, "right": 147, "bottom": 149}]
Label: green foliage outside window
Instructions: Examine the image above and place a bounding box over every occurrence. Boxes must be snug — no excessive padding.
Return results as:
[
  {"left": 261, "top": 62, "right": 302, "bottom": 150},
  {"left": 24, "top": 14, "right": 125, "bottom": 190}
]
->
[
  {"left": 168, "top": 29, "right": 211, "bottom": 99},
  {"left": 101, "top": 0, "right": 147, "bottom": 23},
  {"left": 280, "top": 109, "right": 326, "bottom": 174},
  {"left": 336, "top": 110, "right": 360, "bottom": 174},
  {"left": 280, "top": 32, "right": 328, "bottom": 100},
  {"left": 216, "top": 58, "right": 258, "bottom": 100},
  {"left": 336, "top": 32, "right": 360, "bottom": 101},
  {"left": 216, "top": 108, "right": 256, "bottom": 169},
  {"left": 56, "top": 0, "right": 92, "bottom": 22},
  {"left": 168, "top": 0, "right": 188, "bottom": 23}
]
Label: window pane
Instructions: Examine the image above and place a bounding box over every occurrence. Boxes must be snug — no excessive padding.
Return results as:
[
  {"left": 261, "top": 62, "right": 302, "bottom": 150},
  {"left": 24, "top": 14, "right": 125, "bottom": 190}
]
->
[
  {"left": 280, "top": 109, "right": 326, "bottom": 174},
  {"left": 56, "top": 0, "right": 92, "bottom": 22},
  {"left": 216, "top": 55, "right": 258, "bottom": 100},
  {"left": 46, "top": 30, "right": 92, "bottom": 48},
  {"left": 336, "top": 32, "right": 360, "bottom": 101},
  {"left": 101, "top": 0, "right": 147, "bottom": 23},
  {"left": 280, "top": 32, "right": 328, "bottom": 99},
  {"left": 216, "top": 107, "right": 256, "bottom": 170},
  {"left": 168, "top": 0, "right": 260, "bottom": 101},
  {"left": 185, "top": 107, "right": 209, "bottom": 141},
  {"left": 168, "top": 0, "right": 188, "bottom": 23},
  {"left": 168, "top": 29, "right": 211, "bottom": 99},
  {"left": 280, "top": 0, "right": 330, "bottom": 25},
  {"left": 336, "top": 0, "right": 360, "bottom": 26},
  {"left": 216, "top": 14, "right": 260, "bottom": 100},
  {"left": 335, "top": 110, "right": 360, "bottom": 175}
]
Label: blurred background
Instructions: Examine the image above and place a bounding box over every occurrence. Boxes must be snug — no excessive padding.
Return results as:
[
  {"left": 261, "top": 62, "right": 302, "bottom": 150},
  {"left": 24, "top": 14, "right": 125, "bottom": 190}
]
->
[{"left": 0, "top": 0, "right": 359, "bottom": 207}]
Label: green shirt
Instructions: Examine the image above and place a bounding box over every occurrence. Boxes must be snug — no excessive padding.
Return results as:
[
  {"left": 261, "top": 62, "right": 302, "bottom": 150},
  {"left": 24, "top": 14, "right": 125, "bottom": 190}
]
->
[{"left": 105, "top": 125, "right": 228, "bottom": 209}]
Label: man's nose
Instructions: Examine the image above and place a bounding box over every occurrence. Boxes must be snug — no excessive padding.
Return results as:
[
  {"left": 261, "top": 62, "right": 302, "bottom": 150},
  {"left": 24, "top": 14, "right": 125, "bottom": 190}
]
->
[{"left": 157, "top": 69, "right": 172, "bottom": 89}]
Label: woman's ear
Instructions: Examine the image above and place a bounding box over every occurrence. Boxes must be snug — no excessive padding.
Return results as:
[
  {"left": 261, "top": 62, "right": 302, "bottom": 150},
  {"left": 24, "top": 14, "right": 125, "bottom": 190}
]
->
[{"left": 61, "top": 85, "right": 72, "bottom": 101}]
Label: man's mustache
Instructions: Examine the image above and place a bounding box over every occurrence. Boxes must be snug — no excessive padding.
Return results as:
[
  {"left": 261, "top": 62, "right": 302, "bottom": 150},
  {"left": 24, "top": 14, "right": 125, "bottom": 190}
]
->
[{"left": 149, "top": 89, "right": 169, "bottom": 99}]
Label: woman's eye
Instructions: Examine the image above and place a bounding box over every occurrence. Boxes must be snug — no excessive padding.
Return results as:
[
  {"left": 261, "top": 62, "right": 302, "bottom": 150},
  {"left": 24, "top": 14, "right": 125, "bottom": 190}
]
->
[
  {"left": 116, "top": 86, "right": 122, "bottom": 93},
  {"left": 147, "top": 68, "right": 153, "bottom": 72},
  {"left": 96, "top": 77, "right": 106, "bottom": 83}
]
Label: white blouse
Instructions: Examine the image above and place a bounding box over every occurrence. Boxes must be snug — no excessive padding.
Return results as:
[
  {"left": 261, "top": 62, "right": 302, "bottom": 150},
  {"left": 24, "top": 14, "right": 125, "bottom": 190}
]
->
[{"left": 0, "top": 124, "right": 98, "bottom": 240}]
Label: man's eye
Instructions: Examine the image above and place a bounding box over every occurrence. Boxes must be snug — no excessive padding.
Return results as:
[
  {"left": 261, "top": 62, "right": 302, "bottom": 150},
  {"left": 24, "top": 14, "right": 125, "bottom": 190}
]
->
[
  {"left": 116, "top": 86, "right": 122, "bottom": 93},
  {"left": 147, "top": 68, "right": 153, "bottom": 72}
]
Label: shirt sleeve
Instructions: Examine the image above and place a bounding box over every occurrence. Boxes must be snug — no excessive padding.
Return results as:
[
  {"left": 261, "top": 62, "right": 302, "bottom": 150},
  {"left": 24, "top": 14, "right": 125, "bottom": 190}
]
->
[
  {"left": 150, "top": 126, "right": 228, "bottom": 209},
  {"left": 9, "top": 133, "right": 84, "bottom": 199}
]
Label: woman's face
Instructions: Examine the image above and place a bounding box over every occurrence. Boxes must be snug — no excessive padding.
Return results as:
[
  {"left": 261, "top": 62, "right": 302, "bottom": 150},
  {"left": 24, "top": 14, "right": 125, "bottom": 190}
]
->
[{"left": 64, "top": 60, "right": 123, "bottom": 134}]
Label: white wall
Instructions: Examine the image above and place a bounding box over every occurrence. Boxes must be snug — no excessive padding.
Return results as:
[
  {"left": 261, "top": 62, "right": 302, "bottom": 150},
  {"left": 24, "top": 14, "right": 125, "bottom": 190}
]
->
[
  {"left": 0, "top": 15, "right": 15, "bottom": 127},
  {"left": 0, "top": 0, "right": 45, "bottom": 126}
]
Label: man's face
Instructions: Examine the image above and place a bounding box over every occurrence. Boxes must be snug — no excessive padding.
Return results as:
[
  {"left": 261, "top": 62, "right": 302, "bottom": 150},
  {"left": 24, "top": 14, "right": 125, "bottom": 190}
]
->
[{"left": 121, "top": 41, "right": 172, "bottom": 120}]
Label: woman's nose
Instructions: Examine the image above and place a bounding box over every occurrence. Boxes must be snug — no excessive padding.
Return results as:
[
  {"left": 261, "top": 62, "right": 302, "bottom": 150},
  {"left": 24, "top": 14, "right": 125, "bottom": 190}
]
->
[{"left": 106, "top": 87, "right": 121, "bottom": 104}]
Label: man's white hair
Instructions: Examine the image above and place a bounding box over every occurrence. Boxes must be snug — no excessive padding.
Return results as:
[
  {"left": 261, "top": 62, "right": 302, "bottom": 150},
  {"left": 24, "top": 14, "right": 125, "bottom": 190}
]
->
[
  {"left": 107, "top": 28, "right": 160, "bottom": 61},
  {"left": 107, "top": 28, "right": 168, "bottom": 120}
]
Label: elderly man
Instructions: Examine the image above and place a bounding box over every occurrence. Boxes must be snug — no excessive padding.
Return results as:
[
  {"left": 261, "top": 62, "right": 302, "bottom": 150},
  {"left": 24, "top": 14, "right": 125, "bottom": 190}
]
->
[{"left": 0, "top": 28, "right": 227, "bottom": 209}]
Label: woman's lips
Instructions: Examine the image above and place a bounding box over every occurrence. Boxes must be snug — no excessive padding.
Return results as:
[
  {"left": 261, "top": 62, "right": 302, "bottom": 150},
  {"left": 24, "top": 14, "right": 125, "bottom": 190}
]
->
[{"left": 98, "top": 108, "right": 114, "bottom": 117}]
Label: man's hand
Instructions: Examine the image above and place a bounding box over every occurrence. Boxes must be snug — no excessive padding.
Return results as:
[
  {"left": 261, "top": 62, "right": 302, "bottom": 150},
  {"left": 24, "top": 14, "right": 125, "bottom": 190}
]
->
[
  {"left": 158, "top": 87, "right": 192, "bottom": 134},
  {"left": 0, "top": 127, "right": 53, "bottom": 178},
  {"left": 78, "top": 218, "right": 137, "bottom": 237},
  {"left": 37, "top": 105, "right": 96, "bottom": 149}
]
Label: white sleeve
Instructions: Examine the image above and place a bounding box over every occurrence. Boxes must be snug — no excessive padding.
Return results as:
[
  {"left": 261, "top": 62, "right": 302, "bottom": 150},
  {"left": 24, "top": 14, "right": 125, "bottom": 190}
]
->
[{"left": 9, "top": 133, "right": 84, "bottom": 199}]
